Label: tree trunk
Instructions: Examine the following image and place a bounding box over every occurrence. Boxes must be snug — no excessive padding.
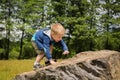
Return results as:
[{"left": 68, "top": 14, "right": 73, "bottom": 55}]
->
[
  {"left": 5, "top": 0, "right": 12, "bottom": 59},
  {"left": 18, "top": 30, "right": 24, "bottom": 59},
  {"left": 5, "top": 29, "right": 10, "bottom": 59}
]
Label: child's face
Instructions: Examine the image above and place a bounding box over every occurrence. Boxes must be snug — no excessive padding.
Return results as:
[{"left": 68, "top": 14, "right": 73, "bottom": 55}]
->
[{"left": 51, "top": 33, "right": 63, "bottom": 42}]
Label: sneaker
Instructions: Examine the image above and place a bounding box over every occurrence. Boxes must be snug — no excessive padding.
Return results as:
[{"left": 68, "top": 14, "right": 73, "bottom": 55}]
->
[
  {"left": 45, "top": 61, "right": 51, "bottom": 66},
  {"left": 45, "top": 59, "right": 57, "bottom": 66},
  {"left": 33, "top": 64, "right": 41, "bottom": 70}
]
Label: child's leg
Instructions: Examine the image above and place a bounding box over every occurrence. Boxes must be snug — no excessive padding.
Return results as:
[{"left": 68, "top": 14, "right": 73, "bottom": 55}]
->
[
  {"left": 50, "top": 45, "right": 53, "bottom": 53},
  {"left": 32, "top": 41, "right": 44, "bottom": 68},
  {"left": 35, "top": 52, "right": 44, "bottom": 64}
]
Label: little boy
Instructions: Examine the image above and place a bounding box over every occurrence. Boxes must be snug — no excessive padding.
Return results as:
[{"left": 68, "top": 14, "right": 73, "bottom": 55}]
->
[{"left": 31, "top": 23, "right": 69, "bottom": 69}]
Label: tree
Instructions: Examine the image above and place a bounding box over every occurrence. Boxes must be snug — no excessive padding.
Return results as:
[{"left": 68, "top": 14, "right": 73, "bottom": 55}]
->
[
  {"left": 0, "top": 0, "right": 16, "bottom": 59},
  {"left": 84, "top": 0, "right": 100, "bottom": 50},
  {"left": 65, "top": 0, "right": 91, "bottom": 53},
  {"left": 99, "top": 0, "right": 120, "bottom": 50},
  {"left": 15, "top": 0, "right": 45, "bottom": 59}
]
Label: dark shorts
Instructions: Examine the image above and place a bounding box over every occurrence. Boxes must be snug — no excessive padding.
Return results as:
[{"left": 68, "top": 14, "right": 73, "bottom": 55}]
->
[{"left": 31, "top": 41, "right": 44, "bottom": 55}]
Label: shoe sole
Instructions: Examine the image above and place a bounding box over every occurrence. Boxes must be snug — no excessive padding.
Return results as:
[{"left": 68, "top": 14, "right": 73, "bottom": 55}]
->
[{"left": 33, "top": 65, "right": 45, "bottom": 70}]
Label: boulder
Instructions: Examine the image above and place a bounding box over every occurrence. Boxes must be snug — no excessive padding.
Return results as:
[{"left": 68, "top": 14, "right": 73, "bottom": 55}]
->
[{"left": 14, "top": 50, "right": 120, "bottom": 80}]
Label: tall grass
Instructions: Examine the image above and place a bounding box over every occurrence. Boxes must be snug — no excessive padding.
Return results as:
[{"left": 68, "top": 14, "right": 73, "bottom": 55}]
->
[{"left": 0, "top": 59, "right": 36, "bottom": 80}]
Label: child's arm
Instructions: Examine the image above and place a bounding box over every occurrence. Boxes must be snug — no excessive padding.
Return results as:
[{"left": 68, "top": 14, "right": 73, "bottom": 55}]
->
[
  {"left": 60, "top": 40, "right": 68, "bottom": 51},
  {"left": 43, "top": 44, "right": 56, "bottom": 64},
  {"left": 60, "top": 40, "right": 69, "bottom": 55}
]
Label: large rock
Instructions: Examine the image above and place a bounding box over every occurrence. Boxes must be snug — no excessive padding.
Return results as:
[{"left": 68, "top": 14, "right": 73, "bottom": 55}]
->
[{"left": 14, "top": 50, "right": 120, "bottom": 80}]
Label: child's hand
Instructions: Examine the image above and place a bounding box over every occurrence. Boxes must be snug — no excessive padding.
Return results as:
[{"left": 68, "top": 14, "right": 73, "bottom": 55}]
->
[
  {"left": 63, "top": 50, "right": 69, "bottom": 55},
  {"left": 50, "top": 59, "right": 56, "bottom": 65}
]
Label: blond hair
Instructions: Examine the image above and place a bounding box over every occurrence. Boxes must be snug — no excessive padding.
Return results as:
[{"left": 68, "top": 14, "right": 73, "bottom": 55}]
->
[{"left": 51, "top": 23, "right": 65, "bottom": 35}]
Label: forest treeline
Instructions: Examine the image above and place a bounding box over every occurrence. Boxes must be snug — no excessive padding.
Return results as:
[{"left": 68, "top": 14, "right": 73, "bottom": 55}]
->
[{"left": 0, "top": 0, "right": 120, "bottom": 59}]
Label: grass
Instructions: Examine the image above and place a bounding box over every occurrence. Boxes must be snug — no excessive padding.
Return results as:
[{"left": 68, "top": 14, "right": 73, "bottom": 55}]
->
[
  {"left": 0, "top": 59, "right": 38, "bottom": 80},
  {"left": 0, "top": 59, "right": 62, "bottom": 80}
]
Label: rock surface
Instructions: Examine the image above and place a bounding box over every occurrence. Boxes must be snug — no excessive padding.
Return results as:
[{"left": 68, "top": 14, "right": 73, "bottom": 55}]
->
[{"left": 14, "top": 50, "right": 120, "bottom": 80}]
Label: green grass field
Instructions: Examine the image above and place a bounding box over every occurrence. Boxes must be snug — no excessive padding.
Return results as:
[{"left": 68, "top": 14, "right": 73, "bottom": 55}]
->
[{"left": 0, "top": 59, "right": 37, "bottom": 80}]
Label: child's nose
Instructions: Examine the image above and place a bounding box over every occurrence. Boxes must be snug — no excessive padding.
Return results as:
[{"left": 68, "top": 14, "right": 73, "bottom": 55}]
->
[{"left": 58, "top": 37, "right": 62, "bottom": 40}]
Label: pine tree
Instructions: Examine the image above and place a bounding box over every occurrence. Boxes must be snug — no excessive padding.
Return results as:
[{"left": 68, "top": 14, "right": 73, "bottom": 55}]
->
[{"left": 99, "top": 0, "right": 120, "bottom": 50}]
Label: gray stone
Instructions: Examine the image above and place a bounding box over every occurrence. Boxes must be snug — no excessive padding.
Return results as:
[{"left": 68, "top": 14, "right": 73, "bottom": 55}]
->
[{"left": 13, "top": 50, "right": 120, "bottom": 80}]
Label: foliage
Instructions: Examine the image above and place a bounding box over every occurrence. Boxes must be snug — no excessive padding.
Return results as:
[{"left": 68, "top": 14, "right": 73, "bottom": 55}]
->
[
  {"left": 0, "top": 0, "right": 120, "bottom": 59},
  {"left": 22, "top": 41, "right": 36, "bottom": 59}
]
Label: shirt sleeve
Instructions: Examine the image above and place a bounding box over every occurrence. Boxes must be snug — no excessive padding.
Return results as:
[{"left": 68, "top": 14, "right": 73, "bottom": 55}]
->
[
  {"left": 35, "top": 37, "right": 44, "bottom": 50},
  {"left": 43, "top": 38, "right": 52, "bottom": 60},
  {"left": 34, "top": 30, "right": 45, "bottom": 50},
  {"left": 60, "top": 40, "right": 68, "bottom": 51}
]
